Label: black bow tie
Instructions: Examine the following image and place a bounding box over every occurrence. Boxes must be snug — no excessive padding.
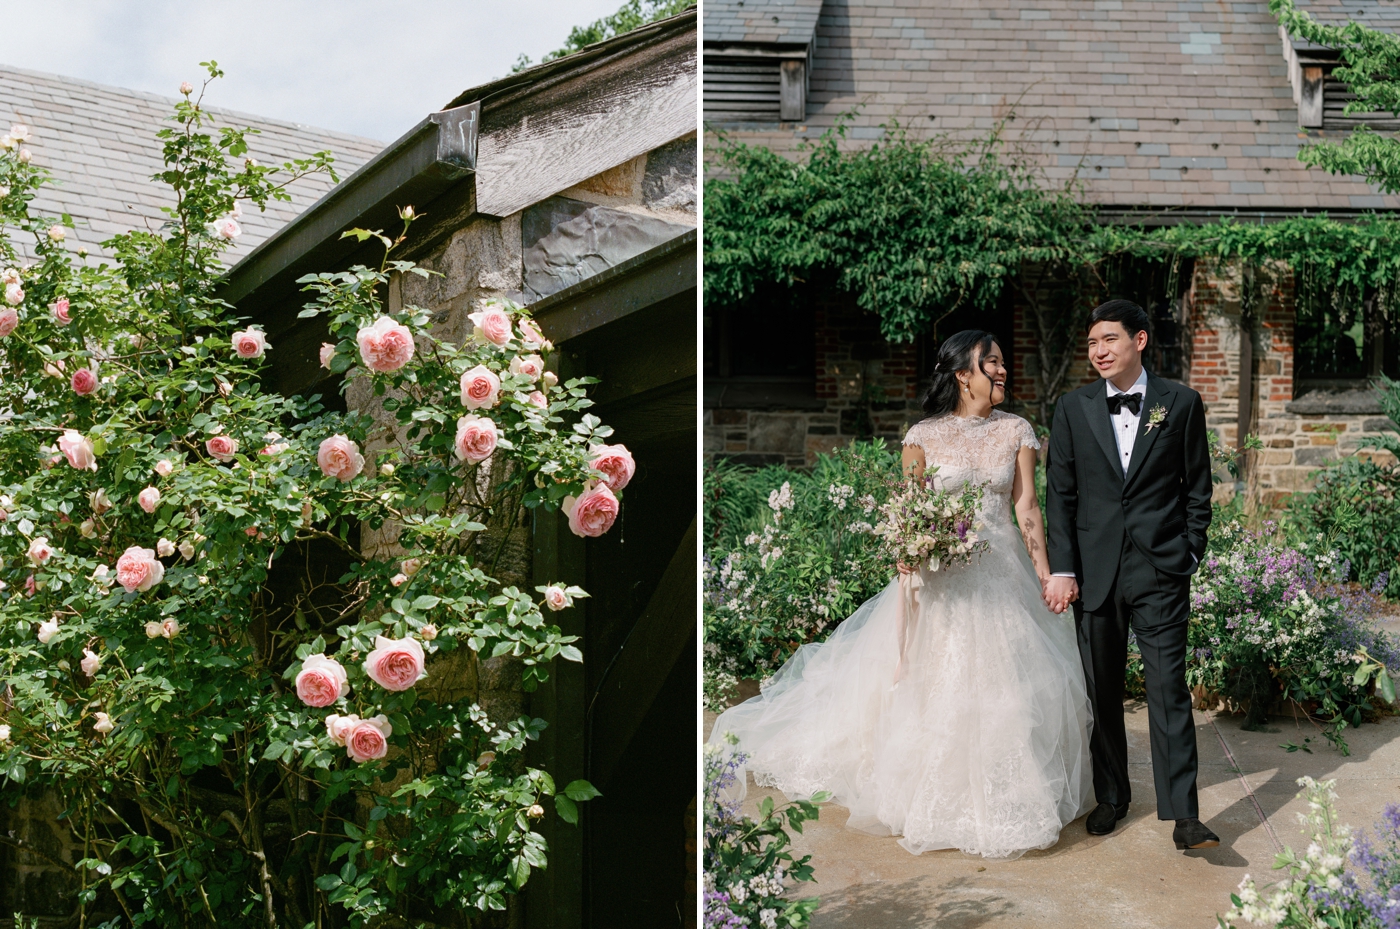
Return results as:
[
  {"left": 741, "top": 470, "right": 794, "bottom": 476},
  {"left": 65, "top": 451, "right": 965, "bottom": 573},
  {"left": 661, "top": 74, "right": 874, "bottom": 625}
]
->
[{"left": 1107, "top": 392, "right": 1143, "bottom": 415}]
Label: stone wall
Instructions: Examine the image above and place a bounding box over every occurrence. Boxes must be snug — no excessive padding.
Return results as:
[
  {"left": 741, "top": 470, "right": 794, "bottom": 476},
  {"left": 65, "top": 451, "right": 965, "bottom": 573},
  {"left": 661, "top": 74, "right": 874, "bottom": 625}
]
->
[
  {"left": 704, "top": 293, "right": 922, "bottom": 466},
  {"left": 1187, "top": 259, "right": 1398, "bottom": 504}
]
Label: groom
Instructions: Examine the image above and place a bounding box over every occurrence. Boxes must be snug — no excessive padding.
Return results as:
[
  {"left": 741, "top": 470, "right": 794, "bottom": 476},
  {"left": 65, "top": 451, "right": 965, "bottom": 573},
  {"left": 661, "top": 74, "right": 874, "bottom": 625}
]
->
[{"left": 1041, "top": 299, "right": 1220, "bottom": 851}]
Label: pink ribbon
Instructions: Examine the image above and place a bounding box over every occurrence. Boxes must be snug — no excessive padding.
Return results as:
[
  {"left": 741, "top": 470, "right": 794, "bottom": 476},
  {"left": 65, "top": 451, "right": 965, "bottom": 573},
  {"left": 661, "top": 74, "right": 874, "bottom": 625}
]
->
[{"left": 893, "top": 570, "right": 923, "bottom": 684}]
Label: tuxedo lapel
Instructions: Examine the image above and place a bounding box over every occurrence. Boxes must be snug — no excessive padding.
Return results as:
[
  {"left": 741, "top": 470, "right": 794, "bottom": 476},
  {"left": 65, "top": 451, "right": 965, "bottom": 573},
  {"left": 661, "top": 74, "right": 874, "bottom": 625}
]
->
[
  {"left": 1081, "top": 379, "right": 1122, "bottom": 479},
  {"left": 1123, "top": 374, "right": 1178, "bottom": 488}
]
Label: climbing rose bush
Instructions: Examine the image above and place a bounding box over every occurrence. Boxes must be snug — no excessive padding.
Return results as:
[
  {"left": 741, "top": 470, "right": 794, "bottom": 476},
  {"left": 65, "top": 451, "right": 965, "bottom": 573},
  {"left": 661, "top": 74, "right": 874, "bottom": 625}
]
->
[{"left": 0, "top": 66, "right": 621, "bottom": 926}]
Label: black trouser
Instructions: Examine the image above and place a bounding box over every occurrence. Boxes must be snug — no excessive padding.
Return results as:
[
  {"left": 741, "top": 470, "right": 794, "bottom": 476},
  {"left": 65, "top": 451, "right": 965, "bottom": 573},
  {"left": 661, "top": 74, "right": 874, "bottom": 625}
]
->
[{"left": 1073, "top": 534, "right": 1199, "bottom": 821}]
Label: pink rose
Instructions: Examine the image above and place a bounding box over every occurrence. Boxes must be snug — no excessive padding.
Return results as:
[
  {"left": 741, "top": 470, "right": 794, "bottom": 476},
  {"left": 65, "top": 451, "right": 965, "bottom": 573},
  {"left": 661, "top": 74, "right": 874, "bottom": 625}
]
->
[
  {"left": 81, "top": 648, "right": 101, "bottom": 676},
  {"left": 319, "top": 342, "right": 336, "bottom": 369},
  {"left": 206, "top": 435, "right": 238, "bottom": 462},
  {"left": 137, "top": 486, "right": 161, "bottom": 514},
  {"left": 509, "top": 354, "right": 545, "bottom": 380},
  {"left": 564, "top": 483, "right": 620, "bottom": 538},
  {"left": 115, "top": 546, "right": 164, "bottom": 593},
  {"left": 363, "top": 634, "right": 426, "bottom": 692},
  {"left": 49, "top": 298, "right": 70, "bottom": 326},
  {"left": 294, "top": 654, "right": 349, "bottom": 707},
  {"left": 156, "top": 538, "right": 175, "bottom": 557},
  {"left": 589, "top": 443, "right": 636, "bottom": 491},
  {"left": 27, "top": 537, "right": 53, "bottom": 565},
  {"left": 468, "top": 305, "right": 512, "bottom": 346},
  {"left": 317, "top": 434, "right": 364, "bottom": 481},
  {"left": 544, "top": 585, "right": 570, "bottom": 611},
  {"left": 213, "top": 217, "right": 241, "bottom": 240},
  {"left": 420, "top": 623, "right": 437, "bottom": 640},
  {"left": 459, "top": 364, "right": 501, "bottom": 409},
  {"left": 155, "top": 459, "right": 173, "bottom": 477},
  {"left": 161, "top": 618, "right": 180, "bottom": 638},
  {"left": 325, "top": 713, "right": 359, "bottom": 746},
  {"left": 5, "top": 283, "right": 23, "bottom": 305},
  {"left": 390, "top": 573, "right": 408, "bottom": 587},
  {"left": 518, "top": 317, "right": 547, "bottom": 347},
  {"left": 231, "top": 327, "right": 268, "bottom": 358},
  {"left": 48, "top": 225, "right": 65, "bottom": 242},
  {"left": 58, "top": 431, "right": 96, "bottom": 471},
  {"left": 346, "top": 715, "right": 392, "bottom": 763},
  {"left": 0, "top": 307, "right": 16, "bottom": 337},
  {"left": 527, "top": 390, "right": 548, "bottom": 409},
  {"left": 180, "top": 81, "right": 193, "bottom": 95},
  {"left": 453, "top": 414, "right": 498, "bottom": 463},
  {"left": 70, "top": 367, "right": 98, "bottom": 396},
  {"left": 356, "top": 316, "right": 415, "bottom": 373}
]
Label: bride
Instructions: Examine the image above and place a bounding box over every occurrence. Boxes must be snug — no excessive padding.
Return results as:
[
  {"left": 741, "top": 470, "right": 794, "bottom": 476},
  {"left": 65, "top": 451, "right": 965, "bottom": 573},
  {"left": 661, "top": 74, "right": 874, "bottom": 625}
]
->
[{"left": 706, "top": 330, "right": 1094, "bottom": 859}]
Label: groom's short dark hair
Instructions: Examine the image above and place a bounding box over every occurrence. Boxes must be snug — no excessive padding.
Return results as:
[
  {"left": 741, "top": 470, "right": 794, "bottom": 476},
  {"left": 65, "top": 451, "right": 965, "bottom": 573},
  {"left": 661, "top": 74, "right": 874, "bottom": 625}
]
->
[{"left": 1088, "top": 299, "right": 1150, "bottom": 338}]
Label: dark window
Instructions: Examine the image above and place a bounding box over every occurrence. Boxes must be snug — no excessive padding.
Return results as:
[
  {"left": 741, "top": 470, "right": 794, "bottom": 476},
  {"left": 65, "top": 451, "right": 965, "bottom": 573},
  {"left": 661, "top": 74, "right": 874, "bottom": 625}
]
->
[
  {"left": 1294, "top": 284, "right": 1397, "bottom": 390},
  {"left": 704, "top": 286, "right": 814, "bottom": 379}
]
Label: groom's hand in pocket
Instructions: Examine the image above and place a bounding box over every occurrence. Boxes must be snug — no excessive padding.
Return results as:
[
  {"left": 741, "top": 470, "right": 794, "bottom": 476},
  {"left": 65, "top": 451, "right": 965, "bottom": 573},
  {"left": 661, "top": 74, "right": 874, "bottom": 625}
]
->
[{"left": 1042, "top": 575, "right": 1079, "bottom": 614}]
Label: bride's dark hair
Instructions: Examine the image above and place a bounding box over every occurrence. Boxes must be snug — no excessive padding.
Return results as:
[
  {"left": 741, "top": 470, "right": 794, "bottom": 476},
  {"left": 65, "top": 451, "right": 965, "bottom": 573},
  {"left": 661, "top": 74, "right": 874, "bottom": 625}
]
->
[{"left": 921, "top": 329, "right": 1000, "bottom": 417}]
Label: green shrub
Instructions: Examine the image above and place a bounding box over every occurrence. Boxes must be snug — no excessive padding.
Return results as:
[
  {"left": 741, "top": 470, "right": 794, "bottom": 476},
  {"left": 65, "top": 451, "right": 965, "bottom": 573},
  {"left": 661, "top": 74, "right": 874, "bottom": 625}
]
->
[
  {"left": 1291, "top": 456, "right": 1400, "bottom": 599},
  {"left": 702, "top": 442, "right": 899, "bottom": 709}
]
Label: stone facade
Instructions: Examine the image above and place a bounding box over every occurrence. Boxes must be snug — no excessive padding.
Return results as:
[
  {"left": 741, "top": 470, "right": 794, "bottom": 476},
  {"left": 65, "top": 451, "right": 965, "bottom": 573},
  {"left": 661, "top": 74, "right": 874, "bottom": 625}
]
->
[
  {"left": 707, "top": 257, "right": 1400, "bottom": 501},
  {"left": 704, "top": 292, "right": 922, "bottom": 466}
]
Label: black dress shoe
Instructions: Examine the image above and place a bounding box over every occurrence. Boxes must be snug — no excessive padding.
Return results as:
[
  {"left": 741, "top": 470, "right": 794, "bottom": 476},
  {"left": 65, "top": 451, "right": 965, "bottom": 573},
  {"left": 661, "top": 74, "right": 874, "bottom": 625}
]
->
[
  {"left": 1173, "top": 818, "right": 1220, "bottom": 849},
  {"left": 1086, "top": 801, "right": 1128, "bottom": 835}
]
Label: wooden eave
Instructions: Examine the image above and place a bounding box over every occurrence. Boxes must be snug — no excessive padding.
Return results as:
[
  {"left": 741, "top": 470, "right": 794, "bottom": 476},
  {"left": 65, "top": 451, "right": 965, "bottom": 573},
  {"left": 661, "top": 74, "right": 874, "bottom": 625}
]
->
[{"left": 219, "top": 8, "right": 697, "bottom": 333}]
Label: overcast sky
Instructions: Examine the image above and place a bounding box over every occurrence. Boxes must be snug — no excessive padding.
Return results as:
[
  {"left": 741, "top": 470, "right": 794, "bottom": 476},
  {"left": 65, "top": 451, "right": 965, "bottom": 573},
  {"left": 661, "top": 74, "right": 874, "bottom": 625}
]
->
[{"left": 0, "top": 0, "right": 631, "bottom": 142}]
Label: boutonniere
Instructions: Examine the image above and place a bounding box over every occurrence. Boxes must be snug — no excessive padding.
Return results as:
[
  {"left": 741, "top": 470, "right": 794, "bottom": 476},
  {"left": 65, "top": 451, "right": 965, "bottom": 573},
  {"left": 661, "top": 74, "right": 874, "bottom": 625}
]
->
[{"left": 1144, "top": 404, "right": 1168, "bottom": 432}]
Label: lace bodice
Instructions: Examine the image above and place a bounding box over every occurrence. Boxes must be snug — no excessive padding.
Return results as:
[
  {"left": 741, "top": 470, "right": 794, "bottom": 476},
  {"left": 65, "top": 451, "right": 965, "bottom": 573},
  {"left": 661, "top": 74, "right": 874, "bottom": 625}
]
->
[{"left": 902, "top": 411, "right": 1040, "bottom": 525}]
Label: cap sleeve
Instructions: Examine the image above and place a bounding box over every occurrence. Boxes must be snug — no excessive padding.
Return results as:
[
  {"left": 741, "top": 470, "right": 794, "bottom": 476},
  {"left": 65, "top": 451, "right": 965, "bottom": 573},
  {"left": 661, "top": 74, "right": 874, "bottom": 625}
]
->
[
  {"left": 1015, "top": 416, "right": 1041, "bottom": 451},
  {"left": 903, "top": 418, "right": 934, "bottom": 448}
]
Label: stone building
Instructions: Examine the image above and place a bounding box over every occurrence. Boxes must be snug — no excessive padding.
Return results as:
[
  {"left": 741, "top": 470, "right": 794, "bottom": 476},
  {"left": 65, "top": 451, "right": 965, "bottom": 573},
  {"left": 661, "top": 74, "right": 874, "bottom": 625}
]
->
[
  {"left": 224, "top": 11, "right": 697, "bottom": 928},
  {"left": 703, "top": 0, "right": 1400, "bottom": 494}
]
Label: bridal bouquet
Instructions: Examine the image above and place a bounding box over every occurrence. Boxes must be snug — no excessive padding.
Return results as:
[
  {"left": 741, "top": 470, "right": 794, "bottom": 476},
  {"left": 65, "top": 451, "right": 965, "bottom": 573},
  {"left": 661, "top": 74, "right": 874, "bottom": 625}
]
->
[{"left": 869, "top": 469, "right": 989, "bottom": 571}]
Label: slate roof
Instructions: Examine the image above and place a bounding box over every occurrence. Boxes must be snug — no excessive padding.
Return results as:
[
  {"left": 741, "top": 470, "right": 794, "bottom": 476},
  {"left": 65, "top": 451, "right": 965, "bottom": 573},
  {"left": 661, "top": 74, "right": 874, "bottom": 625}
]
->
[
  {"left": 703, "top": 0, "right": 824, "bottom": 46},
  {"left": 703, "top": 0, "right": 1400, "bottom": 213},
  {"left": 0, "top": 63, "right": 384, "bottom": 262}
]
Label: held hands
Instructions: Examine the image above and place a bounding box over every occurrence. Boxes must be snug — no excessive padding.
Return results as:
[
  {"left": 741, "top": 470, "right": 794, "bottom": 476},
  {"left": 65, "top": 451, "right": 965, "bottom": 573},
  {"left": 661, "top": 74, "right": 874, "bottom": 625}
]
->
[
  {"left": 896, "top": 561, "right": 916, "bottom": 576},
  {"left": 1041, "top": 575, "right": 1079, "bottom": 614}
]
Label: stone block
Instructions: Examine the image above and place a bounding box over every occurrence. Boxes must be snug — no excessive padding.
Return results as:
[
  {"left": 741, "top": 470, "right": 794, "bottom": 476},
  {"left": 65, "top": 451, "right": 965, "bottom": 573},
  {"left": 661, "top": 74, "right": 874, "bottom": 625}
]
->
[
  {"left": 1266, "top": 438, "right": 1294, "bottom": 448},
  {"left": 1358, "top": 447, "right": 1399, "bottom": 467},
  {"left": 747, "top": 414, "right": 807, "bottom": 455},
  {"left": 1303, "top": 422, "right": 1345, "bottom": 432},
  {"left": 1364, "top": 417, "right": 1399, "bottom": 433},
  {"left": 711, "top": 409, "right": 747, "bottom": 426},
  {"left": 703, "top": 428, "right": 724, "bottom": 453},
  {"left": 806, "top": 435, "right": 843, "bottom": 461},
  {"left": 642, "top": 134, "right": 698, "bottom": 213},
  {"left": 840, "top": 408, "right": 873, "bottom": 437},
  {"left": 1311, "top": 435, "right": 1337, "bottom": 446},
  {"left": 1295, "top": 446, "right": 1338, "bottom": 466},
  {"left": 1260, "top": 450, "right": 1293, "bottom": 466},
  {"left": 564, "top": 153, "right": 647, "bottom": 201}
]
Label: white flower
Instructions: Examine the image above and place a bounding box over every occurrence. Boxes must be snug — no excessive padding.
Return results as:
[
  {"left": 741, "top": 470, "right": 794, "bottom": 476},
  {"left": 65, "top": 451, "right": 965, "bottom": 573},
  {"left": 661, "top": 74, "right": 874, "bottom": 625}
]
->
[
  {"left": 0, "top": 723, "right": 9, "bottom": 741},
  {"left": 9, "top": 124, "right": 31, "bottom": 143},
  {"left": 145, "top": 621, "right": 164, "bottom": 639},
  {"left": 156, "top": 538, "right": 175, "bottom": 558},
  {"left": 180, "top": 81, "right": 193, "bottom": 95},
  {"left": 81, "top": 648, "right": 101, "bottom": 676},
  {"left": 37, "top": 617, "right": 58, "bottom": 644},
  {"left": 92, "top": 712, "right": 113, "bottom": 734},
  {"left": 47, "top": 225, "right": 65, "bottom": 242},
  {"left": 178, "top": 539, "right": 195, "bottom": 560}
]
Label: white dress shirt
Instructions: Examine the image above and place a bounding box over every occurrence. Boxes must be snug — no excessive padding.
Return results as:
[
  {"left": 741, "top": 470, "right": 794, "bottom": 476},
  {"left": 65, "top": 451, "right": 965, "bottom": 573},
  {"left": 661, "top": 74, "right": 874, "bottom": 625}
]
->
[{"left": 1106, "top": 367, "right": 1148, "bottom": 477}]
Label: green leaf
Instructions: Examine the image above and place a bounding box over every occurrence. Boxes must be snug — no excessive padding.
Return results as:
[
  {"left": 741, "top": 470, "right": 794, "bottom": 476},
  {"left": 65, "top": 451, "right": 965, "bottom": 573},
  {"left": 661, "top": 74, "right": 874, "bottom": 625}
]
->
[
  {"left": 508, "top": 855, "right": 530, "bottom": 889},
  {"left": 412, "top": 595, "right": 441, "bottom": 611},
  {"left": 554, "top": 794, "right": 579, "bottom": 824},
  {"left": 562, "top": 780, "right": 600, "bottom": 802},
  {"left": 1380, "top": 669, "right": 1396, "bottom": 704}
]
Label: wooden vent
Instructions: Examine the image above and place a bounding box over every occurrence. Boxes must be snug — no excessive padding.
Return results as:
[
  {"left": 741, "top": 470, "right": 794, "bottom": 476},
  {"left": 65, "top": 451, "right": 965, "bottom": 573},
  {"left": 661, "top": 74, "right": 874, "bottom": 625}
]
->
[
  {"left": 704, "top": 56, "right": 781, "bottom": 122},
  {"left": 1323, "top": 76, "right": 1400, "bottom": 131},
  {"left": 703, "top": 54, "right": 806, "bottom": 123}
]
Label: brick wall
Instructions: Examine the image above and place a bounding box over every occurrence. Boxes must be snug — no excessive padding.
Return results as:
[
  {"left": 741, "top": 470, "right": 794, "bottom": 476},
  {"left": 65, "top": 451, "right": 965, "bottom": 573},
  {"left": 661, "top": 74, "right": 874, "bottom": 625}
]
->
[{"left": 704, "top": 293, "right": 924, "bottom": 465}]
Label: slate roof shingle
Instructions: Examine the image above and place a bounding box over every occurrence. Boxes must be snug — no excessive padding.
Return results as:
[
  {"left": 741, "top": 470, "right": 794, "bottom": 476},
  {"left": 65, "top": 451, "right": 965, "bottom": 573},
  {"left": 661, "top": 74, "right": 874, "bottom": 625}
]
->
[
  {"left": 0, "top": 63, "right": 384, "bottom": 262},
  {"left": 703, "top": 0, "right": 1400, "bottom": 212},
  {"left": 703, "top": 0, "right": 824, "bottom": 46}
]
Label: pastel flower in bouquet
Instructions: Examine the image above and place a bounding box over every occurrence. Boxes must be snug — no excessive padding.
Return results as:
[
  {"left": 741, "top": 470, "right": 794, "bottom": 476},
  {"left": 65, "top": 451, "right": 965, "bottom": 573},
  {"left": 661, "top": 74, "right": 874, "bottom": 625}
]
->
[{"left": 869, "top": 468, "right": 988, "bottom": 571}]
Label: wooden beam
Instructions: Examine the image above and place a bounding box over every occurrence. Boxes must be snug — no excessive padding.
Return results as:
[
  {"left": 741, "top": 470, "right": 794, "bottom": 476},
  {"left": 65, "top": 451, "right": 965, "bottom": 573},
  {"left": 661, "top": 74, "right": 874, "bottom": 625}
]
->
[
  {"left": 587, "top": 518, "right": 696, "bottom": 790},
  {"left": 524, "top": 349, "right": 591, "bottom": 929},
  {"left": 1300, "top": 64, "right": 1325, "bottom": 128},
  {"left": 475, "top": 42, "right": 696, "bottom": 218},
  {"left": 779, "top": 60, "right": 806, "bottom": 121}
]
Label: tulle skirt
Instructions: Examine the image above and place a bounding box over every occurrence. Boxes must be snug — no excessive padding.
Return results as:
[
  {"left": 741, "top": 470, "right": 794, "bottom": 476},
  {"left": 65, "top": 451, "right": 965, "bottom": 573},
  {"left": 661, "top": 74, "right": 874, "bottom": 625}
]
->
[{"left": 707, "top": 524, "right": 1094, "bottom": 859}]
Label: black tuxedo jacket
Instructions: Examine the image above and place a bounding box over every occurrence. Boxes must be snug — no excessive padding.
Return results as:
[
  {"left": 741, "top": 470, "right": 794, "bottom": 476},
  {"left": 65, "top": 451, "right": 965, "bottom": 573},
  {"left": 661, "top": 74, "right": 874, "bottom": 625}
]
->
[{"left": 1045, "top": 372, "right": 1213, "bottom": 613}]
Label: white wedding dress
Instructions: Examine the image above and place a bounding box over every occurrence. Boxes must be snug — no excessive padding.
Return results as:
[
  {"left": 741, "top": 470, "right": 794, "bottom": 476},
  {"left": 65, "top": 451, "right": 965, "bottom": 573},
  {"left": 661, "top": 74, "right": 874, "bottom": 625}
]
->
[{"left": 707, "top": 410, "right": 1094, "bottom": 859}]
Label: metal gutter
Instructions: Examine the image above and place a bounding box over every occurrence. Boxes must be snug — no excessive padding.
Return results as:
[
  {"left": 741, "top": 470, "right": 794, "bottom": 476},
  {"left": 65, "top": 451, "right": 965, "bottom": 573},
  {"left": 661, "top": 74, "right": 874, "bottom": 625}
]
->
[{"left": 219, "top": 103, "right": 478, "bottom": 318}]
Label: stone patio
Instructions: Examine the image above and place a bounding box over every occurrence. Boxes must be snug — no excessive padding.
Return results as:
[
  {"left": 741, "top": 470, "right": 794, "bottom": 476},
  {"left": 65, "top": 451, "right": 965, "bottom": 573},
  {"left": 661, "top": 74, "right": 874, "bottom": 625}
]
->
[{"left": 704, "top": 694, "right": 1400, "bottom": 928}]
